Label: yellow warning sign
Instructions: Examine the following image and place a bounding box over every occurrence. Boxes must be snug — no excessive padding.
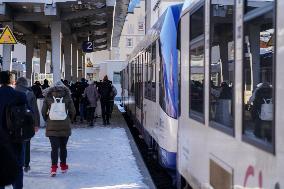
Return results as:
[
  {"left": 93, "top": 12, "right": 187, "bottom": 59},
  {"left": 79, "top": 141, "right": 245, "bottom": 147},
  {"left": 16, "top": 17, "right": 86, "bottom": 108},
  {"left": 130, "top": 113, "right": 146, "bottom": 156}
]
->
[{"left": 0, "top": 26, "right": 17, "bottom": 44}]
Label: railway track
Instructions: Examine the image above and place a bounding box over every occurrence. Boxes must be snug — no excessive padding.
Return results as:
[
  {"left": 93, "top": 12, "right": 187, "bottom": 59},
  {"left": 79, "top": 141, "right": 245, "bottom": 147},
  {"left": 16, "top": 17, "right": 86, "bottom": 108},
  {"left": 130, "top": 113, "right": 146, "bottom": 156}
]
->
[{"left": 123, "top": 113, "right": 175, "bottom": 189}]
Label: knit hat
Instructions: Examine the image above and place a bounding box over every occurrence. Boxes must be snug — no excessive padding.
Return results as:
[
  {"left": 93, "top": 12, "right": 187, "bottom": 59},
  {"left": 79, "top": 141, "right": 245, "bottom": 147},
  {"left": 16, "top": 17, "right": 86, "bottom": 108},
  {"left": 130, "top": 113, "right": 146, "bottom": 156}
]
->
[{"left": 16, "top": 77, "right": 29, "bottom": 87}]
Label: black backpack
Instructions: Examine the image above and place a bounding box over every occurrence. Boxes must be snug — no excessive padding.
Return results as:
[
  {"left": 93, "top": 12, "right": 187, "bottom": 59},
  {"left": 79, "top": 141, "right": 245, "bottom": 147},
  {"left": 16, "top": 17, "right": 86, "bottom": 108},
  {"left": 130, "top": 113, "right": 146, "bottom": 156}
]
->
[{"left": 5, "top": 99, "right": 35, "bottom": 143}]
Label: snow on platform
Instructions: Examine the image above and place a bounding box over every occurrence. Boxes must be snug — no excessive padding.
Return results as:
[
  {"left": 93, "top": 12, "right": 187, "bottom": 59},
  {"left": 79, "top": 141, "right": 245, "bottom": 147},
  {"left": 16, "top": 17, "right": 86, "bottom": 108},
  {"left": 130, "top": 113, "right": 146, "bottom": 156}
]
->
[{"left": 21, "top": 117, "right": 151, "bottom": 189}]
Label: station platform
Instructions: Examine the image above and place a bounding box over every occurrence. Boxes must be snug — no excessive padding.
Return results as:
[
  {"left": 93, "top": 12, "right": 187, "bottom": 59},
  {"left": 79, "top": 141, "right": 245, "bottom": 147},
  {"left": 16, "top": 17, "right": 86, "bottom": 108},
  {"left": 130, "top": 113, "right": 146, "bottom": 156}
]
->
[{"left": 21, "top": 106, "right": 156, "bottom": 189}]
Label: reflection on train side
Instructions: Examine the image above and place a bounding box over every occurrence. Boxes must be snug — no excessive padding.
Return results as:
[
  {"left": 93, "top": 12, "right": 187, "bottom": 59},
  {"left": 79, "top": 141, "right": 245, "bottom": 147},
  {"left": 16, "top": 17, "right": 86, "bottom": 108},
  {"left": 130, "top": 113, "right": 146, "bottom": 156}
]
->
[
  {"left": 210, "top": 1, "right": 234, "bottom": 129},
  {"left": 243, "top": 0, "right": 274, "bottom": 146}
]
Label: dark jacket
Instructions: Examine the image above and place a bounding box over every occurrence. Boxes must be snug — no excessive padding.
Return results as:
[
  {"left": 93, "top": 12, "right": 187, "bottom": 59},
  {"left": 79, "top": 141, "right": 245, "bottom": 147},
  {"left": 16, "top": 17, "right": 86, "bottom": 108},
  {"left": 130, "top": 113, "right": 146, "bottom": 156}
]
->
[
  {"left": 15, "top": 85, "right": 40, "bottom": 128},
  {"left": 42, "top": 85, "right": 76, "bottom": 137},
  {"left": 0, "top": 86, "right": 27, "bottom": 132},
  {"left": 31, "top": 84, "right": 43, "bottom": 98},
  {"left": 98, "top": 81, "right": 112, "bottom": 101}
]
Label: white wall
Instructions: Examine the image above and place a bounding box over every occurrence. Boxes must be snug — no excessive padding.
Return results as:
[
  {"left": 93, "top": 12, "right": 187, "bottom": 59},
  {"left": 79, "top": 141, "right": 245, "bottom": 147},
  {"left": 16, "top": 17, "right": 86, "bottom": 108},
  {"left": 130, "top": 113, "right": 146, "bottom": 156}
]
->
[{"left": 99, "top": 60, "right": 127, "bottom": 100}]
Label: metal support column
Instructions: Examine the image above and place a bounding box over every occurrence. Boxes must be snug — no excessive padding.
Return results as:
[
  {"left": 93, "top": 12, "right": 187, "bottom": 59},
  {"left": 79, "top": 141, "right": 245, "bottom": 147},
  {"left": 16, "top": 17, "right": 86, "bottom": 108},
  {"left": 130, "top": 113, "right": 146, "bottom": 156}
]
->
[
  {"left": 25, "top": 36, "right": 34, "bottom": 82},
  {"left": 39, "top": 43, "right": 47, "bottom": 74},
  {"left": 72, "top": 42, "right": 78, "bottom": 82},
  {"left": 78, "top": 49, "right": 82, "bottom": 79},
  {"left": 63, "top": 36, "right": 72, "bottom": 81},
  {"left": 250, "top": 25, "right": 261, "bottom": 89},
  {"left": 82, "top": 54, "right": 85, "bottom": 79},
  {"left": 51, "top": 21, "right": 62, "bottom": 83},
  {"left": 2, "top": 22, "right": 13, "bottom": 71}
]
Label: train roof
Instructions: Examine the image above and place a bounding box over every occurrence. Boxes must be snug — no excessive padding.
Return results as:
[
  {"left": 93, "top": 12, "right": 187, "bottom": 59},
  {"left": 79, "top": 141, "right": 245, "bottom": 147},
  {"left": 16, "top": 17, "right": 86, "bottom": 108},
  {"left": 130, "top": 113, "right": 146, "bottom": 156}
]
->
[{"left": 128, "top": 3, "right": 183, "bottom": 61}]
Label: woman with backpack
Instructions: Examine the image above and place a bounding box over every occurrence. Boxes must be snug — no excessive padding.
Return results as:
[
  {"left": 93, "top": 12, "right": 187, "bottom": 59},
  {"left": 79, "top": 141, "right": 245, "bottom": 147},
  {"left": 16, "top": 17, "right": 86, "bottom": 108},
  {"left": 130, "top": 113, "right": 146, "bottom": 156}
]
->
[{"left": 42, "top": 81, "right": 76, "bottom": 177}]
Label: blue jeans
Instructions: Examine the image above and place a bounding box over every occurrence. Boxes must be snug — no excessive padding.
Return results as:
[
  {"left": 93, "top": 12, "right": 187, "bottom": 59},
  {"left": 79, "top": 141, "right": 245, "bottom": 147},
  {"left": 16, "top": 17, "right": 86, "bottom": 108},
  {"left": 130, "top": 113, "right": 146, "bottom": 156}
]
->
[{"left": 0, "top": 143, "right": 24, "bottom": 189}]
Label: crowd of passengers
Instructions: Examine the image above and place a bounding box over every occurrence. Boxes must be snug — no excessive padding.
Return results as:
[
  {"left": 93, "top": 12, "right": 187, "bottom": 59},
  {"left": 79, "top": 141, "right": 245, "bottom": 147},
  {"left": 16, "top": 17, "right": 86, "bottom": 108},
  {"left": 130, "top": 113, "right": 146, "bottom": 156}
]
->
[
  {"left": 31, "top": 76, "right": 117, "bottom": 126},
  {"left": 0, "top": 71, "right": 117, "bottom": 189}
]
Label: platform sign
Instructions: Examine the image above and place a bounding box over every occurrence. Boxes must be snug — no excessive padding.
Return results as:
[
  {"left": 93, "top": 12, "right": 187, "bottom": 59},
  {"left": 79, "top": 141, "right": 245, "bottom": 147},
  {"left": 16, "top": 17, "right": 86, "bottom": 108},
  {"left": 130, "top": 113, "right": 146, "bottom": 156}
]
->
[
  {"left": 0, "top": 26, "right": 17, "bottom": 44},
  {"left": 82, "top": 41, "right": 94, "bottom": 53}
]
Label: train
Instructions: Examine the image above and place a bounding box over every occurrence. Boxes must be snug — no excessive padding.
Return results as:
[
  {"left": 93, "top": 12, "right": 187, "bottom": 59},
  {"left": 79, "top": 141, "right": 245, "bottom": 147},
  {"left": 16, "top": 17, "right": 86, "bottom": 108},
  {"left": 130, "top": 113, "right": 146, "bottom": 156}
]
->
[{"left": 121, "top": 0, "right": 283, "bottom": 188}]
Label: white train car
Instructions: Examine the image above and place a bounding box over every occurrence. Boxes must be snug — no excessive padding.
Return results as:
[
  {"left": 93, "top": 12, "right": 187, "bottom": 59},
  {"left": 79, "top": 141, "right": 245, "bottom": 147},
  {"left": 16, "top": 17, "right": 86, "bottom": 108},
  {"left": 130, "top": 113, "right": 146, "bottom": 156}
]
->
[
  {"left": 123, "top": 4, "right": 183, "bottom": 171},
  {"left": 178, "top": 0, "right": 283, "bottom": 188}
]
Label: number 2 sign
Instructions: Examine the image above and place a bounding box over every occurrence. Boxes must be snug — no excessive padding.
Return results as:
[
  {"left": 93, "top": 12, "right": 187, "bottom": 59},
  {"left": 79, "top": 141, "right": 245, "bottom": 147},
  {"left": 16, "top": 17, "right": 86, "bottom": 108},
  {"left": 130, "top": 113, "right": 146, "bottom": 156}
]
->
[{"left": 82, "top": 41, "right": 94, "bottom": 53}]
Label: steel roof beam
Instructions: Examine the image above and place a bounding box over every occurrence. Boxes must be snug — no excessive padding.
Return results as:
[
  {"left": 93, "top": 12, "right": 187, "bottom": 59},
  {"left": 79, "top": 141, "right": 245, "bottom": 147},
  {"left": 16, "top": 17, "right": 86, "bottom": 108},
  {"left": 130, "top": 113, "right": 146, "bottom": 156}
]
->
[
  {"left": 71, "top": 23, "right": 107, "bottom": 33},
  {"left": 61, "top": 9, "right": 106, "bottom": 20}
]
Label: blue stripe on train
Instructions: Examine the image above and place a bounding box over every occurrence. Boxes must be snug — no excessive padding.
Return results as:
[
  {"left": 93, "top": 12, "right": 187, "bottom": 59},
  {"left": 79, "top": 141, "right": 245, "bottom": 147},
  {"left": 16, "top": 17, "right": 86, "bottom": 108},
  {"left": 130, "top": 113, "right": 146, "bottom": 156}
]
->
[
  {"left": 142, "top": 128, "right": 177, "bottom": 170},
  {"left": 158, "top": 147, "right": 177, "bottom": 170}
]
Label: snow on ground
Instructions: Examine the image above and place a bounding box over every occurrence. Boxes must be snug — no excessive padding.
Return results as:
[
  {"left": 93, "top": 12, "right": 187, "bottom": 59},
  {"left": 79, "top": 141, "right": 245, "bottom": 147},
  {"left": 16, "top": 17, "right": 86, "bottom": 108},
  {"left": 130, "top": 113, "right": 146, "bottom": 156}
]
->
[{"left": 20, "top": 126, "right": 149, "bottom": 189}]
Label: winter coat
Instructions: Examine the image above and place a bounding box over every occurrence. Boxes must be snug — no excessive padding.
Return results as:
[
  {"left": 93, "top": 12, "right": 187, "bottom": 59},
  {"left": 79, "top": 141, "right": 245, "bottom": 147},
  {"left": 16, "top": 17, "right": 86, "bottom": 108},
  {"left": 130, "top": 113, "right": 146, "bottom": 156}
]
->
[
  {"left": 15, "top": 85, "right": 40, "bottom": 128},
  {"left": 31, "top": 84, "right": 43, "bottom": 98},
  {"left": 0, "top": 86, "right": 27, "bottom": 132},
  {"left": 98, "top": 81, "right": 112, "bottom": 101},
  {"left": 42, "top": 85, "right": 76, "bottom": 137},
  {"left": 84, "top": 84, "right": 99, "bottom": 108}
]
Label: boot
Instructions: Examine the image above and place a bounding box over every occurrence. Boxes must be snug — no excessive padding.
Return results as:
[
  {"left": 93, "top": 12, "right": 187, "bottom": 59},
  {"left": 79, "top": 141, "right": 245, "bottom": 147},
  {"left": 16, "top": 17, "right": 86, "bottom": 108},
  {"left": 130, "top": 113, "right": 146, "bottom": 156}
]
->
[
  {"left": 50, "top": 165, "right": 58, "bottom": 177},
  {"left": 60, "top": 163, "right": 69, "bottom": 173},
  {"left": 23, "top": 165, "right": 31, "bottom": 173}
]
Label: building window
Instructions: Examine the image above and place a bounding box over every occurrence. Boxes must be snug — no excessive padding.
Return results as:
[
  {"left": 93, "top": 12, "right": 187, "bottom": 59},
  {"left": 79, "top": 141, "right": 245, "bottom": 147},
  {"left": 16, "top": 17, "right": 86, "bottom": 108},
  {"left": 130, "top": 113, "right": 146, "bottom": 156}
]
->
[
  {"left": 243, "top": 0, "right": 275, "bottom": 152},
  {"left": 126, "top": 38, "right": 133, "bottom": 48},
  {"left": 209, "top": 0, "right": 235, "bottom": 133},
  {"left": 138, "top": 21, "right": 144, "bottom": 31},
  {"left": 189, "top": 5, "right": 205, "bottom": 122}
]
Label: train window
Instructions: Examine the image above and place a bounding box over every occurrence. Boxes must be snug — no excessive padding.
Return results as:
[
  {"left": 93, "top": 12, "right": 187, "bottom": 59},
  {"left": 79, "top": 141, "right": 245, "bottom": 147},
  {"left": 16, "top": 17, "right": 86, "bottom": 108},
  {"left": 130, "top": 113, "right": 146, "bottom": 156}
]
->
[
  {"left": 152, "top": 42, "right": 156, "bottom": 61},
  {"left": 190, "top": 6, "right": 204, "bottom": 40},
  {"left": 145, "top": 49, "right": 150, "bottom": 99},
  {"left": 189, "top": 5, "right": 205, "bottom": 121},
  {"left": 243, "top": 0, "right": 275, "bottom": 151},
  {"left": 151, "top": 42, "right": 156, "bottom": 102},
  {"left": 135, "top": 56, "right": 141, "bottom": 108},
  {"left": 146, "top": 42, "right": 156, "bottom": 102},
  {"left": 209, "top": 0, "right": 235, "bottom": 132},
  {"left": 130, "top": 61, "right": 134, "bottom": 94}
]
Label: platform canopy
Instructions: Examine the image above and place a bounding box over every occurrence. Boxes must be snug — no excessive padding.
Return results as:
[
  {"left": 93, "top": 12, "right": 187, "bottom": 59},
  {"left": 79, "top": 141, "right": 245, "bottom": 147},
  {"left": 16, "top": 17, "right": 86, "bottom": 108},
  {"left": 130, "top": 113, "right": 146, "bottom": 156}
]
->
[{"left": 0, "top": 0, "right": 129, "bottom": 50}]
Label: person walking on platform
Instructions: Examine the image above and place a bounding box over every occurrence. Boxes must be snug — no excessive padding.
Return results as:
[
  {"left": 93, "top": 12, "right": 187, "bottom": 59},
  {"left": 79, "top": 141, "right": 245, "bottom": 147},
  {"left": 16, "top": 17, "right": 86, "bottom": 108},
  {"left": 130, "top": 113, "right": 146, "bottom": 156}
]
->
[
  {"left": 98, "top": 75, "right": 112, "bottom": 125},
  {"left": 42, "top": 79, "right": 50, "bottom": 90},
  {"left": 109, "top": 81, "right": 117, "bottom": 119},
  {"left": 42, "top": 81, "right": 76, "bottom": 177},
  {"left": 15, "top": 77, "right": 40, "bottom": 172},
  {"left": 83, "top": 81, "right": 99, "bottom": 126},
  {"left": 31, "top": 81, "right": 43, "bottom": 99},
  {"left": 0, "top": 71, "right": 28, "bottom": 189},
  {"left": 95, "top": 81, "right": 102, "bottom": 118}
]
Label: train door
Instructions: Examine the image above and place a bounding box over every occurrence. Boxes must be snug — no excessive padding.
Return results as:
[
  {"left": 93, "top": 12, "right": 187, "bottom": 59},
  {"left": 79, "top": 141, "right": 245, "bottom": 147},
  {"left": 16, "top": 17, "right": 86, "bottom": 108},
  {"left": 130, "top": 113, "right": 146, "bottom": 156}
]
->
[
  {"left": 143, "top": 51, "right": 148, "bottom": 130},
  {"left": 140, "top": 53, "right": 144, "bottom": 129},
  {"left": 143, "top": 44, "right": 157, "bottom": 144},
  {"left": 129, "top": 60, "right": 135, "bottom": 117}
]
